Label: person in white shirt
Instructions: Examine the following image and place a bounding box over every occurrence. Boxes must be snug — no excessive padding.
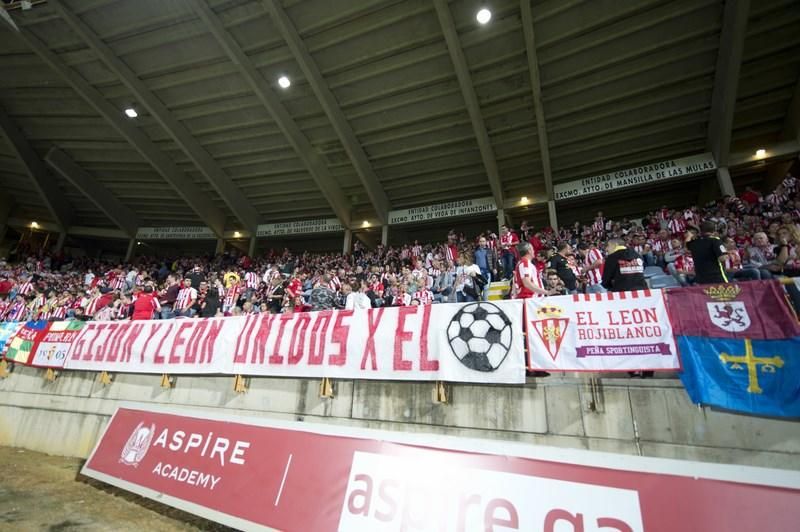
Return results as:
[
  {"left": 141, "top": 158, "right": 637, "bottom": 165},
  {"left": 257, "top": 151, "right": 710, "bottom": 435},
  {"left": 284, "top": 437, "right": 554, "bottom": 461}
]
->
[
  {"left": 455, "top": 252, "right": 481, "bottom": 302},
  {"left": 345, "top": 281, "right": 372, "bottom": 310}
]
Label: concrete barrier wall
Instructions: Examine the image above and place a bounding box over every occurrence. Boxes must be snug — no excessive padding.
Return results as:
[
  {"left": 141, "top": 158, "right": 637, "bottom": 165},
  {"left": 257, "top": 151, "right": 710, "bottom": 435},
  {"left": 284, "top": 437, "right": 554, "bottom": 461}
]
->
[{"left": 1, "top": 365, "right": 798, "bottom": 470}]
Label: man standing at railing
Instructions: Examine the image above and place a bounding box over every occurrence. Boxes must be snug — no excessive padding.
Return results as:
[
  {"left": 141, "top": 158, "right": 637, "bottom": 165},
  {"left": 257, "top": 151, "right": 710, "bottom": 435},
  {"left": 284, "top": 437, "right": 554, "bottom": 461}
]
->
[
  {"left": 602, "top": 238, "right": 647, "bottom": 293},
  {"left": 514, "top": 242, "right": 557, "bottom": 299}
]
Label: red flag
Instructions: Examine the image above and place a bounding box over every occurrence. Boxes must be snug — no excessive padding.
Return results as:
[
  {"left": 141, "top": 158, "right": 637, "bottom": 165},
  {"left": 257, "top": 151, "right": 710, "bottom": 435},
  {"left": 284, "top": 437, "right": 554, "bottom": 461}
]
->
[{"left": 665, "top": 280, "right": 800, "bottom": 339}]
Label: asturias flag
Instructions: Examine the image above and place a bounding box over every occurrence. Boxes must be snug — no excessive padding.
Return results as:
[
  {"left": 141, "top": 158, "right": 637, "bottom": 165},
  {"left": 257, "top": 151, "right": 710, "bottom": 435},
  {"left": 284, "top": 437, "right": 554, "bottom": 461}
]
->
[
  {"left": 3, "top": 320, "right": 48, "bottom": 365},
  {"left": 667, "top": 281, "right": 800, "bottom": 418}
]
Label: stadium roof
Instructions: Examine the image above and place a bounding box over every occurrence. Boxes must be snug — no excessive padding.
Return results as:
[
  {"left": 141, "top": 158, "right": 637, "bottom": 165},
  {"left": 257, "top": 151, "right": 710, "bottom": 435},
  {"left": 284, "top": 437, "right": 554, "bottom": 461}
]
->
[{"left": 0, "top": 0, "right": 798, "bottom": 238}]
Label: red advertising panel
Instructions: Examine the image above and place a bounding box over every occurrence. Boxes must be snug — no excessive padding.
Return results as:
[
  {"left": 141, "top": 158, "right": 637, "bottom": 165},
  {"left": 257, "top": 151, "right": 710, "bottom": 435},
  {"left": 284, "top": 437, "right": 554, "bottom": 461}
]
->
[{"left": 83, "top": 405, "right": 800, "bottom": 532}]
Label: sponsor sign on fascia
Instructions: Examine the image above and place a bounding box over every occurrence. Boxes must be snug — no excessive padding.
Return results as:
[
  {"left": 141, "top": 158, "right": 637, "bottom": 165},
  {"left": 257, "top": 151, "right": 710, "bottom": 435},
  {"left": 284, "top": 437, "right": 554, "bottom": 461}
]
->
[
  {"left": 554, "top": 153, "right": 717, "bottom": 201},
  {"left": 389, "top": 197, "right": 497, "bottom": 225}
]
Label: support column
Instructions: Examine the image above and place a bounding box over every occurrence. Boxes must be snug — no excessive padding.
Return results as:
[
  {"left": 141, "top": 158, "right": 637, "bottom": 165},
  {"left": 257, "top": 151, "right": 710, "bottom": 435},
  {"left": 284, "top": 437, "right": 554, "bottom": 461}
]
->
[
  {"left": 496, "top": 208, "right": 505, "bottom": 233},
  {"left": 124, "top": 238, "right": 135, "bottom": 262},
  {"left": 548, "top": 200, "right": 558, "bottom": 230},
  {"left": 343, "top": 229, "right": 352, "bottom": 254},
  {"left": 55, "top": 231, "right": 67, "bottom": 252},
  {"left": 215, "top": 238, "right": 225, "bottom": 254},
  {"left": 716, "top": 166, "right": 735, "bottom": 197},
  {"left": 381, "top": 225, "right": 388, "bottom": 246},
  {"left": 248, "top": 236, "right": 256, "bottom": 257}
]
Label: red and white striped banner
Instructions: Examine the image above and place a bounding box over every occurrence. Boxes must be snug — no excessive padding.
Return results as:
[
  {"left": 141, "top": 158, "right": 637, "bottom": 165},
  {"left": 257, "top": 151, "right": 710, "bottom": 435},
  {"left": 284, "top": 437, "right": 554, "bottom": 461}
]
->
[{"left": 525, "top": 289, "right": 679, "bottom": 372}]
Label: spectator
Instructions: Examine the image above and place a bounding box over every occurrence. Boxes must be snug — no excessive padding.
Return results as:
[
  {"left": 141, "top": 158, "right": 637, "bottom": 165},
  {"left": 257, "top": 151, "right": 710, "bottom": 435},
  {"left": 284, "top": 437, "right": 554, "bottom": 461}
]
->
[
  {"left": 602, "top": 238, "right": 646, "bottom": 292},
  {"left": 309, "top": 275, "right": 336, "bottom": 311},
  {"left": 499, "top": 225, "right": 519, "bottom": 279},
  {"left": 686, "top": 222, "right": 728, "bottom": 285},
  {"left": 131, "top": 285, "right": 160, "bottom": 320},
  {"left": 549, "top": 242, "right": 578, "bottom": 294}
]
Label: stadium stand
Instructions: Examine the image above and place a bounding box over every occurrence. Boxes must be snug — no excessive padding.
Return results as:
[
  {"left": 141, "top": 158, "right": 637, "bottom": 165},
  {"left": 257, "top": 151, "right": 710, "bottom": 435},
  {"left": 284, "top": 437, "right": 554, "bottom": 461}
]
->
[{"left": 2, "top": 174, "right": 799, "bottom": 321}]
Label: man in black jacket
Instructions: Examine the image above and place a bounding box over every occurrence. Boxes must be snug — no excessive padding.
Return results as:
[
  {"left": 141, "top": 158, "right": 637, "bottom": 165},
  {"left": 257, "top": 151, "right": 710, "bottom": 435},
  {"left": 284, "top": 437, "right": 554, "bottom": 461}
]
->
[
  {"left": 602, "top": 238, "right": 650, "bottom": 378},
  {"left": 602, "top": 239, "right": 647, "bottom": 292},
  {"left": 548, "top": 242, "right": 578, "bottom": 293},
  {"left": 686, "top": 221, "right": 728, "bottom": 284}
]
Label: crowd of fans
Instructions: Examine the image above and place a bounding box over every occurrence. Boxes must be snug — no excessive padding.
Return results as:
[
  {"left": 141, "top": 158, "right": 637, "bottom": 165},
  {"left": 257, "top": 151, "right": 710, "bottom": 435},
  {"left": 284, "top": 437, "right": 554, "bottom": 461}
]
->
[{"left": 0, "top": 174, "right": 798, "bottom": 322}]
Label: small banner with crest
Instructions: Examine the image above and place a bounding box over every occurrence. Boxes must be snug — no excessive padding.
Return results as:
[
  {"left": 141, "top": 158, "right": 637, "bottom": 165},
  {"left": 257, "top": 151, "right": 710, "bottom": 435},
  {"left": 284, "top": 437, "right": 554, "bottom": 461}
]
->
[{"left": 525, "top": 289, "right": 679, "bottom": 371}]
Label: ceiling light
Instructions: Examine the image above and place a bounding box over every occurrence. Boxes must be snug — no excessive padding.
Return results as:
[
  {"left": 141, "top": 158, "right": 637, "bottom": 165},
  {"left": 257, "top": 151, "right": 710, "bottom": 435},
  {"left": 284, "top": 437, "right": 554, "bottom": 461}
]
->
[
  {"left": 124, "top": 108, "right": 138, "bottom": 118},
  {"left": 476, "top": 8, "right": 492, "bottom": 24},
  {"left": 136, "top": 241, "right": 142, "bottom": 245},
  {"left": 362, "top": 220, "right": 370, "bottom": 228},
  {"left": 233, "top": 231, "right": 242, "bottom": 238},
  {"left": 520, "top": 196, "right": 529, "bottom": 205},
  {"left": 30, "top": 221, "right": 39, "bottom": 229},
  {"left": 755, "top": 148, "right": 766, "bottom": 158},
  {"left": 278, "top": 76, "right": 291, "bottom": 89}
]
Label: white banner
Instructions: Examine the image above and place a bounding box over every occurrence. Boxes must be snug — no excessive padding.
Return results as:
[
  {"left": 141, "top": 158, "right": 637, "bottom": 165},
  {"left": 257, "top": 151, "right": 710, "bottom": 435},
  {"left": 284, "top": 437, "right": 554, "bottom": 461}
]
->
[
  {"left": 525, "top": 290, "right": 679, "bottom": 372},
  {"left": 136, "top": 227, "right": 216, "bottom": 240},
  {"left": 388, "top": 197, "right": 497, "bottom": 225},
  {"left": 64, "top": 317, "right": 237, "bottom": 374},
  {"left": 256, "top": 218, "right": 343, "bottom": 237},
  {"left": 63, "top": 301, "right": 525, "bottom": 383},
  {"left": 554, "top": 153, "right": 717, "bottom": 201}
]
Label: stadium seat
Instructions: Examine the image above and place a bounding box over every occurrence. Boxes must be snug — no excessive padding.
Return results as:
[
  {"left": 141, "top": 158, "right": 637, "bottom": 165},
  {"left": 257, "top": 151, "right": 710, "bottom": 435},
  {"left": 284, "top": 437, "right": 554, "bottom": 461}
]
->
[
  {"left": 648, "top": 275, "right": 681, "bottom": 289},
  {"left": 643, "top": 266, "right": 664, "bottom": 279}
]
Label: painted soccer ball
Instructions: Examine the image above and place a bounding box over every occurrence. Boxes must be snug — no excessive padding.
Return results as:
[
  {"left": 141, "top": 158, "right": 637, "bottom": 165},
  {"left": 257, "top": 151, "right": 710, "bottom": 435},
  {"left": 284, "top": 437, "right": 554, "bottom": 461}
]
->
[{"left": 447, "top": 302, "right": 513, "bottom": 372}]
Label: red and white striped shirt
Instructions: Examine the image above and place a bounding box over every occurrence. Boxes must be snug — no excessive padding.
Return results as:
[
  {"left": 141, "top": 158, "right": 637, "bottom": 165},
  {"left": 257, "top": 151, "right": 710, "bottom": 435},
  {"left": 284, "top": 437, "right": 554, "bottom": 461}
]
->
[
  {"left": 84, "top": 296, "right": 103, "bottom": 317},
  {"left": 412, "top": 244, "right": 422, "bottom": 258},
  {"left": 723, "top": 249, "right": 742, "bottom": 271},
  {"left": 592, "top": 218, "right": 605, "bottom": 233},
  {"left": 175, "top": 287, "right": 197, "bottom": 311},
  {"left": 223, "top": 285, "right": 242, "bottom": 311},
  {"left": 444, "top": 244, "right": 458, "bottom": 263},
  {"left": 514, "top": 258, "right": 543, "bottom": 299},
  {"left": 244, "top": 271, "right": 259, "bottom": 289},
  {"left": 500, "top": 232, "right": 519, "bottom": 251},
  {"left": 330, "top": 276, "right": 342, "bottom": 292},
  {"left": 112, "top": 275, "right": 127, "bottom": 291},
  {"left": 52, "top": 304, "right": 68, "bottom": 320},
  {"left": 667, "top": 218, "right": 686, "bottom": 236},
  {"left": 5, "top": 301, "right": 27, "bottom": 321},
  {"left": 17, "top": 281, "right": 33, "bottom": 296},
  {"left": 584, "top": 248, "right": 605, "bottom": 285},
  {"left": 674, "top": 254, "right": 694, "bottom": 273},
  {"left": 416, "top": 289, "right": 434, "bottom": 305}
]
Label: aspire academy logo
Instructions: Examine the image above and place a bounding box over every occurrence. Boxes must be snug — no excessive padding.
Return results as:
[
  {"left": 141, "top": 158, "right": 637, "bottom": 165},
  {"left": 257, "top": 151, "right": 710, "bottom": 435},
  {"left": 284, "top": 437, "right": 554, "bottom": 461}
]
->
[{"left": 120, "top": 421, "right": 156, "bottom": 467}]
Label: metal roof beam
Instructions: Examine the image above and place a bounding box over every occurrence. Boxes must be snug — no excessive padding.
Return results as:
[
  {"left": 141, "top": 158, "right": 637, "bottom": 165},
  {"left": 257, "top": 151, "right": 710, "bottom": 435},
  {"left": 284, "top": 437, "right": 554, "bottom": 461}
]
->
[
  {"left": 263, "top": 0, "right": 390, "bottom": 225},
  {"left": 193, "top": 0, "right": 352, "bottom": 229},
  {"left": 521, "top": 0, "right": 554, "bottom": 201},
  {"left": 707, "top": 0, "right": 750, "bottom": 166},
  {"left": 0, "top": 104, "right": 72, "bottom": 230},
  {"left": 51, "top": 0, "right": 259, "bottom": 234},
  {"left": 783, "top": 73, "right": 800, "bottom": 143},
  {"left": 45, "top": 147, "right": 140, "bottom": 238},
  {"left": 434, "top": 0, "right": 504, "bottom": 206},
  {"left": 11, "top": 27, "right": 227, "bottom": 238}
]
